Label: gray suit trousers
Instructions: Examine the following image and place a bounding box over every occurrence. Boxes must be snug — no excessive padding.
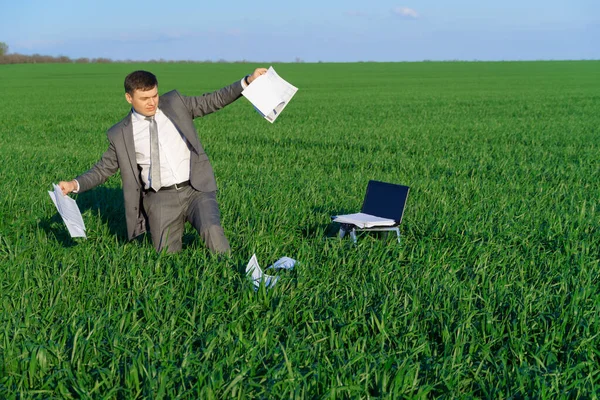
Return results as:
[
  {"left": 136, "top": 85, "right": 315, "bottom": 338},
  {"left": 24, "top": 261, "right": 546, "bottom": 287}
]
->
[{"left": 142, "top": 187, "right": 230, "bottom": 254}]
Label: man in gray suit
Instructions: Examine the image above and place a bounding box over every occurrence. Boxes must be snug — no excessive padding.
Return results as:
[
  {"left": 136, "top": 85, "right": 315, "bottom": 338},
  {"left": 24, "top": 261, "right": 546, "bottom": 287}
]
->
[{"left": 59, "top": 68, "right": 267, "bottom": 253}]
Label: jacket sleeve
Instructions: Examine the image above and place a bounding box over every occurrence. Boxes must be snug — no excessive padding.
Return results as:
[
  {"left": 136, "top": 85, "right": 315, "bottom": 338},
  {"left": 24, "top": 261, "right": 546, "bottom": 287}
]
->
[
  {"left": 75, "top": 139, "right": 120, "bottom": 193},
  {"left": 181, "top": 80, "right": 244, "bottom": 119}
]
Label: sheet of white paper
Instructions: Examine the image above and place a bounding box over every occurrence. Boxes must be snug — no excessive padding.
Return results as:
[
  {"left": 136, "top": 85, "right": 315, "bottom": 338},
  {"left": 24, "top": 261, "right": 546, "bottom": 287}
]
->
[
  {"left": 48, "top": 184, "right": 87, "bottom": 238},
  {"left": 246, "top": 253, "right": 279, "bottom": 290},
  {"left": 332, "top": 212, "right": 396, "bottom": 229},
  {"left": 242, "top": 67, "right": 298, "bottom": 123},
  {"left": 267, "top": 256, "right": 297, "bottom": 271}
]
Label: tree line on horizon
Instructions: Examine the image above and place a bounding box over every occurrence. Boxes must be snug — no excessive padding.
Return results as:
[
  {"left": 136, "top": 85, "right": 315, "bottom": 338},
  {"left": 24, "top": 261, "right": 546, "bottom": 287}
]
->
[
  {"left": 0, "top": 41, "right": 110, "bottom": 64},
  {"left": 0, "top": 41, "right": 307, "bottom": 65}
]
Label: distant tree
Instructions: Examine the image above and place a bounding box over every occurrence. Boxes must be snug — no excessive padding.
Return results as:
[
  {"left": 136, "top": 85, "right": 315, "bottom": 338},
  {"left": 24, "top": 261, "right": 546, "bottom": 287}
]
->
[
  {"left": 92, "top": 57, "right": 112, "bottom": 63},
  {"left": 56, "top": 55, "right": 72, "bottom": 63},
  {"left": 0, "top": 42, "right": 8, "bottom": 56}
]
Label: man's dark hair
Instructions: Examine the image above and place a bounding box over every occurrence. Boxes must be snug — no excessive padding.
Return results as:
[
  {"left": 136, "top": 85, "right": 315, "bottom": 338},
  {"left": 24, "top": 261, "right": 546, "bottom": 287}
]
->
[{"left": 124, "top": 70, "right": 158, "bottom": 94}]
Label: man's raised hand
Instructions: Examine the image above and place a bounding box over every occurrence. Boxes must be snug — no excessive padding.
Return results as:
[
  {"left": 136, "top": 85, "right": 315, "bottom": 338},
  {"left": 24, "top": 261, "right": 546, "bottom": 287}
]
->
[{"left": 247, "top": 68, "right": 268, "bottom": 85}]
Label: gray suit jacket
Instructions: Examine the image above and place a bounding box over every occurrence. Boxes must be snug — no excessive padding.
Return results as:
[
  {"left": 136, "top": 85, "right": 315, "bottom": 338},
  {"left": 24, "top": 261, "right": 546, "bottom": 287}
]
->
[{"left": 76, "top": 80, "right": 243, "bottom": 240}]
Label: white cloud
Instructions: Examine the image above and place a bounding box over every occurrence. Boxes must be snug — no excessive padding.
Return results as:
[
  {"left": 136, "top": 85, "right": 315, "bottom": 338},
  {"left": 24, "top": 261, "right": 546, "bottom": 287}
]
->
[{"left": 391, "top": 7, "right": 419, "bottom": 19}]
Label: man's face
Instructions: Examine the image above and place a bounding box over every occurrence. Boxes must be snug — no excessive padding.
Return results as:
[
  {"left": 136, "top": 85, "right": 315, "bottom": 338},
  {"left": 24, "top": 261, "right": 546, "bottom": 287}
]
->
[{"left": 126, "top": 86, "right": 159, "bottom": 116}]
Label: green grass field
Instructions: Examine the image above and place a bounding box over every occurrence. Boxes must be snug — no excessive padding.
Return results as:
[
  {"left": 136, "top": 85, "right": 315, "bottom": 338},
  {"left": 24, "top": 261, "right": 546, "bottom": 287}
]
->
[{"left": 1, "top": 61, "right": 599, "bottom": 398}]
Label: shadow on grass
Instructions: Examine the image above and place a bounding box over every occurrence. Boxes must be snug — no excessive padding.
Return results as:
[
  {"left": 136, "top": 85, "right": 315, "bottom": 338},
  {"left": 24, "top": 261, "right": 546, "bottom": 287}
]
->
[
  {"left": 40, "top": 187, "right": 129, "bottom": 247},
  {"left": 38, "top": 213, "right": 79, "bottom": 248},
  {"left": 299, "top": 205, "right": 355, "bottom": 239},
  {"left": 183, "top": 231, "right": 200, "bottom": 249},
  {"left": 301, "top": 222, "right": 340, "bottom": 239}
]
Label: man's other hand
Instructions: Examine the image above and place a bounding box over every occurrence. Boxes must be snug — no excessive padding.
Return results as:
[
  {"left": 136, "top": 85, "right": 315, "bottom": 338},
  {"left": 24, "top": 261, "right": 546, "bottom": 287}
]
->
[{"left": 58, "top": 180, "right": 78, "bottom": 196}]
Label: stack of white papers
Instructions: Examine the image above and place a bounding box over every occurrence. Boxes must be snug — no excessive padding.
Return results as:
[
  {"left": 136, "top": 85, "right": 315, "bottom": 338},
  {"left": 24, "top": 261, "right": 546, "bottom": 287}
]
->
[
  {"left": 242, "top": 66, "right": 298, "bottom": 123},
  {"left": 332, "top": 213, "right": 396, "bottom": 229},
  {"left": 48, "top": 184, "right": 86, "bottom": 238},
  {"left": 246, "top": 253, "right": 297, "bottom": 290}
]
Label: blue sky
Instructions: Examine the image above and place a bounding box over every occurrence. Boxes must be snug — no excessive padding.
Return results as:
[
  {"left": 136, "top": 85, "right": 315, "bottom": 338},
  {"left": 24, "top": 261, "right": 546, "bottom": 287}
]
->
[{"left": 1, "top": 0, "right": 598, "bottom": 62}]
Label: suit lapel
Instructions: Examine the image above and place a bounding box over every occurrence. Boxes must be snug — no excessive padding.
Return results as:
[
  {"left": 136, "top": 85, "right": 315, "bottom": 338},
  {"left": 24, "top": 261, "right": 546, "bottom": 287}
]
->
[
  {"left": 159, "top": 100, "right": 201, "bottom": 154},
  {"left": 120, "top": 114, "right": 141, "bottom": 186}
]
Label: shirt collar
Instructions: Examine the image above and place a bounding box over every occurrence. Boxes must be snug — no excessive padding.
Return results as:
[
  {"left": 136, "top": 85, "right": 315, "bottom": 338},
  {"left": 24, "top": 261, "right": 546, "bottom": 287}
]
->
[{"left": 131, "top": 107, "right": 161, "bottom": 122}]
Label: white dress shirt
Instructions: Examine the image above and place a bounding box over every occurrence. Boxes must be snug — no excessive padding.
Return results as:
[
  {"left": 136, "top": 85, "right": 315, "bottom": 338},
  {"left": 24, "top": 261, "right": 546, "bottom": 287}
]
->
[{"left": 131, "top": 108, "right": 191, "bottom": 190}]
